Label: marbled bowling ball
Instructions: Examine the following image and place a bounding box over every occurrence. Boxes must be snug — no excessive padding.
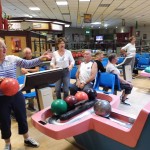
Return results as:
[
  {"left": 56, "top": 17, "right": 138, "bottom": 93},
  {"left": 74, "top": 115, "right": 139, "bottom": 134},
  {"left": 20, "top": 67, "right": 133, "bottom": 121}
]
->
[
  {"left": 75, "top": 91, "right": 89, "bottom": 102},
  {"left": 94, "top": 100, "right": 111, "bottom": 117},
  {"left": 0, "top": 78, "right": 19, "bottom": 96},
  {"left": 51, "top": 99, "right": 68, "bottom": 115},
  {"left": 65, "top": 95, "right": 77, "bottom": 107},
  {"left": 85, "top": 88, "right": 97, "bottom": 100}
]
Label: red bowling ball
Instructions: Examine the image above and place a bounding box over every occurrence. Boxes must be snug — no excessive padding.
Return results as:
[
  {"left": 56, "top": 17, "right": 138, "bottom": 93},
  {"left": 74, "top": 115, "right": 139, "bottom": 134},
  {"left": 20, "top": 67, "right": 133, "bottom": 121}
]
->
[
  {"left": 65, "top": 95, "right": 78, "bottom": 107},
  {"left": 0, "top": 78, "right": 19, "bottom": 96},
  {"left": 75, "top": 91, "right": 89, "bottom": 102}
]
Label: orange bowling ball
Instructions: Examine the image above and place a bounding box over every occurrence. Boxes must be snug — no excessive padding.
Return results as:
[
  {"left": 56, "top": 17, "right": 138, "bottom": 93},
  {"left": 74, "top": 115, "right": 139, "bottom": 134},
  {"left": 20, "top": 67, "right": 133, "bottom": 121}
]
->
[
  {"left": 75, "top": 91, "right": 89, "bottom": 102},
  {"left": 0, "top": 78, "right": 19, "bottom": 96}
]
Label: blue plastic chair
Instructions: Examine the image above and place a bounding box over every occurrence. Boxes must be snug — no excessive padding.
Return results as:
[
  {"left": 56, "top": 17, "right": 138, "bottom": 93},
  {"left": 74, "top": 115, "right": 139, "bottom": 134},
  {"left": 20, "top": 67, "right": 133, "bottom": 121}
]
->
[
  {"left": 17, "top": 75, "right": 36, "bottom": 99},
  {"left": 117, "top": 57, "right": 125, "bottom": 64},
  {"left": 94, "top": 72, "right": 115, "bottom": 94},
  {"left": 137, "top": 57, "right": 150, "bottom": 70},
  {"left": 102, "top": 58, "right": 108, "bottom": 67},
  {"left": 70, "top": 66, "right": 78, "bottom": 79}
]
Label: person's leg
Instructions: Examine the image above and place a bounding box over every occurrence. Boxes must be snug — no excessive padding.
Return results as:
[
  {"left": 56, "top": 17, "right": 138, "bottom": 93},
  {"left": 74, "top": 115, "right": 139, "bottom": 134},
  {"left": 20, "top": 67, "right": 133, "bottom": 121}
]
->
[
  {"left": 0, "top": 96, "right": 12, "bottom": 149},
  {"left": 55, "top": 78, "right": 63, "bottom": 99},
  {"left": 82, "top": 83, "right": 93, "bottom": 92},
  {"left": 120, "top": 83, "right": 133, "bottom": 105},
  {"left": 62, "top": 69, "right": 70, "bottom": 99},
  {"left": 70, "top": 83, "right": 79, "bottom": 95},
  {"left": 12, "top": 91, "right": 39, "bottom": 147}
]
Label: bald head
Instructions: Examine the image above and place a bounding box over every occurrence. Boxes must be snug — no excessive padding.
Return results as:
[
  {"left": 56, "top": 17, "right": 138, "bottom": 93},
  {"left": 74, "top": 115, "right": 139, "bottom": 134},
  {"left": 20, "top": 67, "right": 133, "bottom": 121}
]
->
[{"left": 23, "top": 47, "right": 32, "bottom": 59}]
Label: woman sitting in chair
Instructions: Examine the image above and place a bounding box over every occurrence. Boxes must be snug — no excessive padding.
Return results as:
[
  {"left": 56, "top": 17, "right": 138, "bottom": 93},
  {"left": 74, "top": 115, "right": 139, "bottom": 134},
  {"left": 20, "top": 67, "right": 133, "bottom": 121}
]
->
[{"left": 106, "top": 53, "right": 133, "bottom": 105}]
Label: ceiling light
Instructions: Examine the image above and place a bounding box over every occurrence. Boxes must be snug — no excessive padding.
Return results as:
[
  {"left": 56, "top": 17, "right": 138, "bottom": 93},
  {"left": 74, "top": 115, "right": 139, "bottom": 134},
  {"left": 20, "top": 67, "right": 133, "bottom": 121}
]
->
[
  {"left": 29, "top": 7, "right": 40, "bottom": 11},
  {"left": 91, "top": 22, "right": 101, "bottom": 25},
  {"left": 65, "top": 24, "right": 70, "bottom": 27},
  {"left": 53, "top": 21, "right": 65, "bottom": 24},
  {"left": 56, "top": 1, "right": 68, "bottom": 5},
  {"left": 27, "top": 20, "right": 51, "bottom": 22},
  {"left": 79, "top": 0, "right": 90, "bottom": 1}
]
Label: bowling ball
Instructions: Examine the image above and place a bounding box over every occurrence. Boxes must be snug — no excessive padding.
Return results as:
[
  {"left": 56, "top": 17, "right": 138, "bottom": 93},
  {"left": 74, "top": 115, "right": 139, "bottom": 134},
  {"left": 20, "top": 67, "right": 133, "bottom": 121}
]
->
[
  {"left": 0, "top": 78, "right": 19, "bottom": 96},
  {"left": 65, "top": 95, "right": 77, "bottom": 107},
  {"left": 85, "top": 88, "right": 97, "bottom": 100},
  {"left": 94, "top": 100, "right": 111, "bottom": 117},
  {"left": 145, "top": 67, "right": 150, "bottom": 73},
  {"left": 75, "top": 91, "right": 89, "bottom": 102},
  {"left": 51, "top": 99, "right": 68, "bottom": 115}
]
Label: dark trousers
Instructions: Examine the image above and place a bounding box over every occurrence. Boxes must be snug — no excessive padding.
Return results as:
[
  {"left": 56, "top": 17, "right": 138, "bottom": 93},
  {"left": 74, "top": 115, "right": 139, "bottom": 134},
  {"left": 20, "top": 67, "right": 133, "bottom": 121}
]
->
[
  {"left": 120, "top": 83, "right": 133, "bottom": 94},
  {"left": 0, "top": 91, "right": 28, "bottom": 139},
  {"left": 70, "top": 82, "right": 93, "bottom": 95}
]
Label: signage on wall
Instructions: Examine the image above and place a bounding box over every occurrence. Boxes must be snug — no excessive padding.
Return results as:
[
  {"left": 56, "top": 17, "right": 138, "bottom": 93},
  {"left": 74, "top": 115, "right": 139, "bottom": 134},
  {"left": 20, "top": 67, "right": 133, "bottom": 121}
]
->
[
  {"left": 84, "top": 14, "right": 92, "bottom": 23},
  {"left": 32, "top": 23, "right": 49, "bottom": 30},
  {"left": 51, "top": 23, "right": 63, "bottom": 31}
]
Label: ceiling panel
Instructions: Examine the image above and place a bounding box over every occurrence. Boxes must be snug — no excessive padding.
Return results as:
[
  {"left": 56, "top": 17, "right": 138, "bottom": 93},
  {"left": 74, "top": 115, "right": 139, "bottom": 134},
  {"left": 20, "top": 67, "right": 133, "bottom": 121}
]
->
[{"left": 1, "top": 0, "right": 150, "bottom": 28}]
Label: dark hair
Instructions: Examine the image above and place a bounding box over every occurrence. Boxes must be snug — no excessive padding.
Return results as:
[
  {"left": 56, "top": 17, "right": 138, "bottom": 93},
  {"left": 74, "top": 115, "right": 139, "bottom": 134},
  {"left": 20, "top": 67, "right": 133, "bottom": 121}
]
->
[
  {"left": 129, "top": 36, "right": 135, "bottom": 42},
  {"left": 55, "top": 37, "right": 66, "bottom": 45},
  {"left": 108, "top": 53, "right": 117, "bottom": 62}
]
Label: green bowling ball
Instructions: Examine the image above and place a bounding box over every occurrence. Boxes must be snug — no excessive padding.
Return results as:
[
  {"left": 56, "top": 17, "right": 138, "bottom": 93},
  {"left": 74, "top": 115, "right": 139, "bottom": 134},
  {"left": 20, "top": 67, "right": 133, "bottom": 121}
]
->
[
  {"left": 145, "top": 67, "right": 150, "bottom": 73},
  {"left": 51, "top": 99, "right": 68, "bottom": 115}
]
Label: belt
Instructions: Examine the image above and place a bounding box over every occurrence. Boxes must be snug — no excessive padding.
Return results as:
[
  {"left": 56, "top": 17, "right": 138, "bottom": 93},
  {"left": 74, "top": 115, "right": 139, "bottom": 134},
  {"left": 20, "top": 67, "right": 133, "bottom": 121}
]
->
[{"left": 63, "top": 67, "right": 68, "bottom": 70}]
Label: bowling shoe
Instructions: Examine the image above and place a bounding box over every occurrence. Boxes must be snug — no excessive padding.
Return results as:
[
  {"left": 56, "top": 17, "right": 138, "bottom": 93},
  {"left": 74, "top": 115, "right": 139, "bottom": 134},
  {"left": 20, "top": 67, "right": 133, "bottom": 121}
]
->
[{"left": 24, "top": 137, "right": 39, "bottom": 147}]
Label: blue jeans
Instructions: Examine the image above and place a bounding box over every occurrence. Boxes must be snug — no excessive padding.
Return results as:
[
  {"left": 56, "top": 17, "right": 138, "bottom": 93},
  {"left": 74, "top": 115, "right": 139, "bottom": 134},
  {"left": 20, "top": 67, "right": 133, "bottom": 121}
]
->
[
  {"left": 55, "top": 68, "right": 70, "bottom": 99},
  {"left": 70, "top": 82, "right": 93, "bottom": 95}
]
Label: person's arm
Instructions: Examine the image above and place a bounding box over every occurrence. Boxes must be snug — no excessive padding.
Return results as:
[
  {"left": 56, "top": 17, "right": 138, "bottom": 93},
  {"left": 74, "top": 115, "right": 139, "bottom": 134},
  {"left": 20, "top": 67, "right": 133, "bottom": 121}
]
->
[
  {"left": 121, "top": 44, "right": 129, "bottom": 56},
  {"left": 26, "top": 66, "right": 39, "bottom": 73},
  {"left": 68, "top": 51, "right": 75, "bottom": 71},
  {"left": 99, "top": 61, "right": 106, "bottom": 72},
  {"left": 50, "top": 53, "right": 56, "bottom": 69},
  {"left": 75, "top": 66, "right": 81, "bottom": 87},
  {"left": 85, "top": 62, "right": 97, "bottom": 84}
]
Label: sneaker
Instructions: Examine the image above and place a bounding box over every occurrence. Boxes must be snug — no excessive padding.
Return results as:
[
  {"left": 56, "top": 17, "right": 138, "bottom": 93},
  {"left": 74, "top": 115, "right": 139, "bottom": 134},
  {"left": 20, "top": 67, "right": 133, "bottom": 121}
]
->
[
  {"left": 24, "top": 138, "right": 39, "bottom": 147},
  {"left": 4, "top": 144, "right": 11, "bottom": 150},
  {"left": 27, "top": 106, "right": 36, "bottom": 112}
]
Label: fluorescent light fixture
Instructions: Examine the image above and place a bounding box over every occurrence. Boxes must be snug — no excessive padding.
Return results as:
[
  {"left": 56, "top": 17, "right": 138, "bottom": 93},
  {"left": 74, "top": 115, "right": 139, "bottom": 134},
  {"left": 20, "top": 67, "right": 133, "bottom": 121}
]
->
[
  {"left": 104, "top": 24, "right": 108, "bottom": 27},
  {"left": 53, "top": 21, "right": 65, "bottom": 24},
  {"left": 79, "top": 0, "right": 90, "bottom": 1},
  {"left": 56, "top": 1, "right": 68, "bottom": 5},
  {"left": 65, "top": 24, "right": 70, "bottom": 27},
  {"left": 29, "top": 7, "right": 40, "bottom": 11},
  {"left": 27, "top": 20, "right": 51, "bottom": 22},
  {"left": 91, "top": 22, "right": 101, "bottom": 25},
  {"left": 24, "top": 14, "right": 32, "bottom": 18}
]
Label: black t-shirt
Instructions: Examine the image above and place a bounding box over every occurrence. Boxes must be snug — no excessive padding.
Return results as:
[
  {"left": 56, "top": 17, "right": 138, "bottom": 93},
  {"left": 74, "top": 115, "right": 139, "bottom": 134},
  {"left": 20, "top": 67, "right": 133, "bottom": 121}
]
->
[{"left": 95, "top": 60, "right": 106, "bottom": 72}]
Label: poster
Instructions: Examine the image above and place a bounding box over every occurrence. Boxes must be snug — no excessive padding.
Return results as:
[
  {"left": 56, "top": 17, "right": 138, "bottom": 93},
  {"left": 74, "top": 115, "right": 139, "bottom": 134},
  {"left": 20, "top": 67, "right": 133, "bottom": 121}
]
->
[
  {"left": 143, "top": 34, "right": 147, "bottom": 40},
  {"left": 11, "top": 37, "right": 22, "bottom": 53}
]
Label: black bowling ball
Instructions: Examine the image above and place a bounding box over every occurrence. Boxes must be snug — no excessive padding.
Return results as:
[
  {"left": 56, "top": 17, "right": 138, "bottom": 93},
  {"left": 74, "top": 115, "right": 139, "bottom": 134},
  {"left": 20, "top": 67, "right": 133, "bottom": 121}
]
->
[{"left": 85, "top": 88, "right": 97, "bottom": 100}]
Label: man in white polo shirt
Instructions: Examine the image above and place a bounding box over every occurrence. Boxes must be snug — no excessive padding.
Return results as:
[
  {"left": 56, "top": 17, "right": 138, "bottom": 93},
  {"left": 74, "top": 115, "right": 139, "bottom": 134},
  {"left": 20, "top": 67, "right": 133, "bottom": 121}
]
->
[{"left": 70, "top": 50, "right": 97, "bottom": 95}]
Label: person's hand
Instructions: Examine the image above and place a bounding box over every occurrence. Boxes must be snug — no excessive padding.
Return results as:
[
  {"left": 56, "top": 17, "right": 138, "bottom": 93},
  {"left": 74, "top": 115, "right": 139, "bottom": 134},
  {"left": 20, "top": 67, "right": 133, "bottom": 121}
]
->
[
  {"left": 76, "top": 80, "right": 81, "bottom": 87},
  {"left": 21, "top": 68, "right": 29, "bottom": 74},
  {"left": 68, "top": 66, "right": 72, "bottom": 71},
  {"left": 40, "top": 50, "right": 52, "bottom": 61},
  {"left": 0, "top": 77, "right": 5, "bottom": 83},
  {"left": 79, "top": 82, "right": 85, "bottom": 89}
]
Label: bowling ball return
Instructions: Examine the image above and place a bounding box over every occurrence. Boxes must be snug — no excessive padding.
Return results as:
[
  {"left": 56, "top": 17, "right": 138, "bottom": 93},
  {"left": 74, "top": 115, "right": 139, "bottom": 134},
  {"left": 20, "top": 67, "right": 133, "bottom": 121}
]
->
[
  {"left": 140, "top": 70, "right": 150, "bottom": 77},
  {"left": 32, "top": 92, "right": 150, "bottom": 150}
]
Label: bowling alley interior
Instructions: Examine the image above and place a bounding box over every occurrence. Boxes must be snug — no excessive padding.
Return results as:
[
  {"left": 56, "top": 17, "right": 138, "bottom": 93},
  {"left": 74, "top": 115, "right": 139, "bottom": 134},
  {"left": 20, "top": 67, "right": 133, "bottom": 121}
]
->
[{"left": 0, "top": 0, "right": 150, "bottom": 150}]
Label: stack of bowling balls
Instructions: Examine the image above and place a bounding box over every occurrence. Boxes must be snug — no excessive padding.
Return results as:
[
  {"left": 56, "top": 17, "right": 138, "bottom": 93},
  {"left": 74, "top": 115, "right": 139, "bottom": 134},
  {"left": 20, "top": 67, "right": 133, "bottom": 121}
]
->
[
  {"left": 94, "top": 100, "right": 111, "bottom": 118},
  {"left": 0, "top": 78, "right": 19, "bottom": 96},
  {"left": 51, "top": 91, "right": 89, "bottom": 115}
]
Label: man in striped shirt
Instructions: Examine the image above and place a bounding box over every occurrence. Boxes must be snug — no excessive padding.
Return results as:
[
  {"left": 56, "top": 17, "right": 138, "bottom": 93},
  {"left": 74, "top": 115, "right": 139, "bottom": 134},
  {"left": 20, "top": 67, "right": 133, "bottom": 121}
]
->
[{"left": 0, "top": 38, "right": 52, "bottom": 150}]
